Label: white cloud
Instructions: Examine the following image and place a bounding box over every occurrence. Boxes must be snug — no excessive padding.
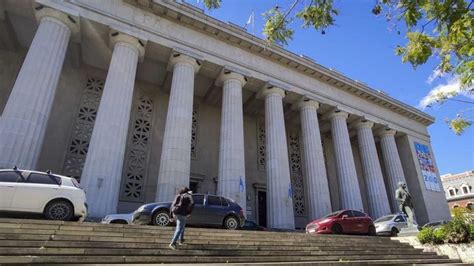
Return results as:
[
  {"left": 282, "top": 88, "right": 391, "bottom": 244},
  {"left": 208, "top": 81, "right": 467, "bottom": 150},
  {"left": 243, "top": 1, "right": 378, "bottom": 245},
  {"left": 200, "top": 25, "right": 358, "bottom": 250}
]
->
[
  {"left": 419, "top": 76, "right": 474, "bottom": 109},
  {"left": 426, "top": 68, "right": 444, "bottom": 84}
]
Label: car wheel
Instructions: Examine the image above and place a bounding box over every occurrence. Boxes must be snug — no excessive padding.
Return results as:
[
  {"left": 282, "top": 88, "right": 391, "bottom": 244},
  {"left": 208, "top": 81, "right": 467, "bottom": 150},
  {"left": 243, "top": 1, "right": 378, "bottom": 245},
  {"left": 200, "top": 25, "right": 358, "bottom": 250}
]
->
[
  {"left": 368, "top": 225, "right": 376, "bottom": 236},
  {"left": 44, "top": 200, "right": 74, "bottom": 221},
  {"left": 224, "top": 216, "right": 239, "bottom": 230},
  {"left": 152, "top": 210, "right": 171, "bottom": 226},
  {"left": 331, "top": 224, "right": 343, "bottom": 234},
  {"left": 390, "top": 227, "right": 399, "bottom": 237}
]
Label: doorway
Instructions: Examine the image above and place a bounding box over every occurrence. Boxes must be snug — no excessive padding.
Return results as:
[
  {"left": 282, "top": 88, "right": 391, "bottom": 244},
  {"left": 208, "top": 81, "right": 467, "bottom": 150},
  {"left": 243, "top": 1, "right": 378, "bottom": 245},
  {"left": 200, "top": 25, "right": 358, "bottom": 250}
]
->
[{"left": 257, "top": 190, "right": 267, "bottom": 227}]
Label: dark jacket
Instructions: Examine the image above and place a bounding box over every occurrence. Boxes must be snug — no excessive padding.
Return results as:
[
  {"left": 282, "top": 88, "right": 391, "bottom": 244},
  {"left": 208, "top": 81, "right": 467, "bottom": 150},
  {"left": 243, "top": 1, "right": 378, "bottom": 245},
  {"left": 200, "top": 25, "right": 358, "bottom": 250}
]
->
[{"left": 171, "top": 192, "right": 194, "bottom": 216}]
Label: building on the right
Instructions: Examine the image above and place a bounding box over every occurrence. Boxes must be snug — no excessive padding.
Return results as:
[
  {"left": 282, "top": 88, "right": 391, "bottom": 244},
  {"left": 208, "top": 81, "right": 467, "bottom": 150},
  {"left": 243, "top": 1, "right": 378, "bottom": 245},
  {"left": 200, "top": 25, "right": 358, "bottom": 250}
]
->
[{"left": 441, "top": 171, "right": 474, "bottom": 211}]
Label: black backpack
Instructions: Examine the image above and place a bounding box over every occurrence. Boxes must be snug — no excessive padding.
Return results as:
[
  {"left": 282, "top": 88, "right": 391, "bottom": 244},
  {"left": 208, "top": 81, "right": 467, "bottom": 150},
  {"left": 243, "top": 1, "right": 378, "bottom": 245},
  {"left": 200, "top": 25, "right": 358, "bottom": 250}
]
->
[{"left": 172, "top": 193, "right": 192, "bottom": 215}]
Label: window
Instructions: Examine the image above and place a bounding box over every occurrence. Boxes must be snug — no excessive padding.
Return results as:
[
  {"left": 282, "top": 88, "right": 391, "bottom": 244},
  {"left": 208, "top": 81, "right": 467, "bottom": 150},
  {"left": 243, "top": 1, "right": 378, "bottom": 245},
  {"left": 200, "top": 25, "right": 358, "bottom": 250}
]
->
[
  {"left": 340, "top": 211, "right": 354, "bottom": 217},
  {"left": 192, "top": 195, "right": 204, "bottom": 205},
  {"left": 394, "top": 215, "right": 405, "bottom": 222},
  {"left": 0, "top": 171, "right": 21, "bottom": 183},
  {"left": 27, "top": 173, "right": 60, "bottom": 185},
  {"left": 448, "top": 188, "right": 456, "bottom": 197},
  {"left": 352, "top": 211, "right": 366, "bottom": 217},
  {"left": 207, "top": 196, "right": 221, "bottom": 206},
  {"left": 461, "top": 184, "right": 470, "bottom": 194},
  {"left": 220, "top": 197, "right": 229, "bottom": 207},
  {"left": 467, "top": 203, "right": 473, "bottom": 211}
]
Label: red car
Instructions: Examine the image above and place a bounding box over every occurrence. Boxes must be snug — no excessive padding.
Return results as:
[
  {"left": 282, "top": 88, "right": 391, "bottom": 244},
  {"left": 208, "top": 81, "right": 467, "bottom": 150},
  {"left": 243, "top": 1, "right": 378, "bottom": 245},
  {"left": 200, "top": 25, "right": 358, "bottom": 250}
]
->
[{"left": 305, "top": 210, "right": 376, "bottom": 235}]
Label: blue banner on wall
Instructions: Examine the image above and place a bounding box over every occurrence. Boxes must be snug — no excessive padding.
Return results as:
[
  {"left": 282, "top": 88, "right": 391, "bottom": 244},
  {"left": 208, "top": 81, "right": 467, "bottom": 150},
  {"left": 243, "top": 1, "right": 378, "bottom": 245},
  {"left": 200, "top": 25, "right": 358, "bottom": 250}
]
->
[{"left": 414, "top": 142, "right": 441, "bottom": 192}]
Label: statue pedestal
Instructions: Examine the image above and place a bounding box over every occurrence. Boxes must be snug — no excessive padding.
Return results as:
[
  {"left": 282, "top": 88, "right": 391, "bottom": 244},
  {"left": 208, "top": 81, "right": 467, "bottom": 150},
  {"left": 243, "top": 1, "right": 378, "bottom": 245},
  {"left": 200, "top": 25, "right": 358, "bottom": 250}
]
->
[{"left": 398, "top": 226, "right": 419, "bottom": 237}]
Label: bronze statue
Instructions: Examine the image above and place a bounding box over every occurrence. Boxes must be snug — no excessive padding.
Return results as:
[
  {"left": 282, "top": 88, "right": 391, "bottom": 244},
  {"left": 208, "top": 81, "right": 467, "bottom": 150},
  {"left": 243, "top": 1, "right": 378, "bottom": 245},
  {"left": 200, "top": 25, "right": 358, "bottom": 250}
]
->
[{"left": 395, "top": 181, "right": 415, "bottom": 227}]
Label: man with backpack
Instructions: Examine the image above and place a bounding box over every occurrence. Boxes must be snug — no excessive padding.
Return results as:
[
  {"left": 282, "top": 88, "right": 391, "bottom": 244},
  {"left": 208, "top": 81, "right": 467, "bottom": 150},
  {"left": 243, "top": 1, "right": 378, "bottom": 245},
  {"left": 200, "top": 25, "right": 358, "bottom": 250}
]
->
[{"left": 169, "top": 187, "right": 194, "bottom": 250}]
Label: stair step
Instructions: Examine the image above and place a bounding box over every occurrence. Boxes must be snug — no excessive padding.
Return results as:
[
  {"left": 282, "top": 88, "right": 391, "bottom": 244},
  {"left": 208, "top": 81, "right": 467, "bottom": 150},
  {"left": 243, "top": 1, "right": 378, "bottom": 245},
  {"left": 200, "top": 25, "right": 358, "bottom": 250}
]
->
[
  {"left": 0, "top": 247, "right": 434, "bottom": 256},
  {"left": 0, "top": 240, "right": 424, "bottom": 252},
  {"left": 0, "top": 254, "right": 452, "bottom": 264}
]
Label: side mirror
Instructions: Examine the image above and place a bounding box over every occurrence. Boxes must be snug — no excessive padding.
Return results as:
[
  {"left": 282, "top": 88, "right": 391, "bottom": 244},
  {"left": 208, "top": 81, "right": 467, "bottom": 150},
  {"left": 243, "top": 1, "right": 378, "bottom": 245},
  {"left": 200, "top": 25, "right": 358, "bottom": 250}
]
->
[{"left": 342, "top": 215, "right": 349, "bottom": 219}]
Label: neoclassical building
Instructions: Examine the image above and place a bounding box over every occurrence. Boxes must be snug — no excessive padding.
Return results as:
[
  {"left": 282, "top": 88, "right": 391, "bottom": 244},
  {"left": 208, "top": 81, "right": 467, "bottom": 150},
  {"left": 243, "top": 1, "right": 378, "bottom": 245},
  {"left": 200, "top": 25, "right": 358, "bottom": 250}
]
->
[{"left": 0, "top": 0, "right": 451, "bottom": 229}]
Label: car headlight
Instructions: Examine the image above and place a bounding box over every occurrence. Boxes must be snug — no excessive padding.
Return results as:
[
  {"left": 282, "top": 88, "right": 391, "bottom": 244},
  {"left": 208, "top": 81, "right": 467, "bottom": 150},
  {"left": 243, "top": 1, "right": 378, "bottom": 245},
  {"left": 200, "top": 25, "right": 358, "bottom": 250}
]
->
[{"left": 135, "top": 205, "right": 147, "bottom": 213}]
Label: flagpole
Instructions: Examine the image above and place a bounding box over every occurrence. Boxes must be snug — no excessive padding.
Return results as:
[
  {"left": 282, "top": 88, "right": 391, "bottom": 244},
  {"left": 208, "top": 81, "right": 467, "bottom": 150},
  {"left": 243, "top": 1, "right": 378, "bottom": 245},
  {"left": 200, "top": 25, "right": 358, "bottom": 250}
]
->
[{"left": 252, "top": 10, "right": 255, "bottom": 35}]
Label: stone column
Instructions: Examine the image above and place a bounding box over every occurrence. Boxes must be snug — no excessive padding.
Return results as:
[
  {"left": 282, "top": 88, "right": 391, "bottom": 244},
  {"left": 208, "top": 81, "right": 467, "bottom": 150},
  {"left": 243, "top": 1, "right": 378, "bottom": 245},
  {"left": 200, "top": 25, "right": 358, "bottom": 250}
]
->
[
  {"left": 80, "top": 33, "right": 145, "bottom": 218},
  {"left": 297, "top": 100, "right": 331, "bottom": 220},
  {"left": 259, "top": 86, "right": 294, "bottom": 229},
  {"left": 217, "top": 71, "right": 247, "bottom": 212},
  {"left": 328, "top": 110, "right": 363, "bottom": 211},
  {"left": 355, "top": 120, "right": 390, "bottom": 219},
  {"left": 0, "top": 8, "right": 78, "bottom": 169},
  {"left": 379, "top": 128, "right": 407, "bottom": 211},
  {"left": 155, "top": 54, "right": 200, "bottom": 202}
]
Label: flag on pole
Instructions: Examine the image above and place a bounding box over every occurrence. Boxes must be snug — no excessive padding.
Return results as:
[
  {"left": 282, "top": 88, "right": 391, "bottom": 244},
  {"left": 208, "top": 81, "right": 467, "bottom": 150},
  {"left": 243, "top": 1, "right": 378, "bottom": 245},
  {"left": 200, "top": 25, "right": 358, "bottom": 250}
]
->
[
  {"left": 244, "top": 10, "right": 255, "bottom": 34},
  {"left": 239, "top": 176, "right": 244, "bottom": 192}
]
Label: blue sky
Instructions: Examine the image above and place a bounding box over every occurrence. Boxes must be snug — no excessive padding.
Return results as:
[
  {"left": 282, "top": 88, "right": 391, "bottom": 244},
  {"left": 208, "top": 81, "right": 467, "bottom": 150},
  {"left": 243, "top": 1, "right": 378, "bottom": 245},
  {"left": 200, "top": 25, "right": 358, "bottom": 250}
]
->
[{"left": 190, "top": 0, "right": 473, "bottom": 175}]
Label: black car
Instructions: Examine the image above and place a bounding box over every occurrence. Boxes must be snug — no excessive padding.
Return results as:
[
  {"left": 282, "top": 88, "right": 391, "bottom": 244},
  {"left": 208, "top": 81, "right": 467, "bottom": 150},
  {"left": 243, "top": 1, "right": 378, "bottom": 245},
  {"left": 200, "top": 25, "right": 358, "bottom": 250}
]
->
[{"left": 132, "top": 193, "right": 245, "bottom": 230}]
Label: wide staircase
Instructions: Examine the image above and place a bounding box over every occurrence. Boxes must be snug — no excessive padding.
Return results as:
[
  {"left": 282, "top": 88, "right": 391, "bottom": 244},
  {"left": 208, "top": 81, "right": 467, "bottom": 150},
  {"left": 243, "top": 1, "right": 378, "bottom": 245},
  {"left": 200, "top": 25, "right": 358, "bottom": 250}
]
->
[{"left": 0, "top": 218, "right": 461, "bottom": 265}]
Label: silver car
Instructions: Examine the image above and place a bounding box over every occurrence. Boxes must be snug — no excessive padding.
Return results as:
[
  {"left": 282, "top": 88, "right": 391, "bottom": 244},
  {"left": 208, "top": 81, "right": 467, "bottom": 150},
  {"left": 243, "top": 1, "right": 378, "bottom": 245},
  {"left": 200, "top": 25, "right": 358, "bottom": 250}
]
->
[
  {"left": 101, "top": 213, "right": 133, "bottom": 224},
  {"left": 374, "top": 214, "right": 409, "bottom": 236}
]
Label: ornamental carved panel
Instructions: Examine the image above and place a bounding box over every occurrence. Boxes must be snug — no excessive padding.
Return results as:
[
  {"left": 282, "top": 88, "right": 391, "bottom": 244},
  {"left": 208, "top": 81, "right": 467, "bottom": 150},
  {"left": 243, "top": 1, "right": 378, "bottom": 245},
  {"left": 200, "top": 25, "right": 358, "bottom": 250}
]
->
[
  {"left": 120, "top": 94, "right": 154, "bottom": 202},
  {"left": 256, "top": 118, "right": 266, "bottom": 171},
  {"left": 191, "top": 106, "right": 199, "bottom": 160},
  {"left": 288, "top": 131, "right": 306, "bottom": 217},
  {"left": 62, "top": 77, "right": 104, "bottom": 180}
]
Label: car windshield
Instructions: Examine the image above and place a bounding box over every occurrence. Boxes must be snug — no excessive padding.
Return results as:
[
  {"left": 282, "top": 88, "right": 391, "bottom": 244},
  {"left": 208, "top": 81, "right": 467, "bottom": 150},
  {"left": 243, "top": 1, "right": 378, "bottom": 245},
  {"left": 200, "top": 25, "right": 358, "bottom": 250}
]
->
[
  {"left": 375, "top": 215, "right": 395, "bottom": 223},
  {"left": 323, "top": 211, "right": 341, "bottom": 218}
]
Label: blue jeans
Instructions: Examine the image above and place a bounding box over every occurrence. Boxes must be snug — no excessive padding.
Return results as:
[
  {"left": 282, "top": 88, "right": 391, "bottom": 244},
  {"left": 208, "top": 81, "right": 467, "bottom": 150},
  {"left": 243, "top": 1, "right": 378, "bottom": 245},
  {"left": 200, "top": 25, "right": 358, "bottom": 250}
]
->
[{"left": 171, "top": 214, "right": 186, "bottom": 244}]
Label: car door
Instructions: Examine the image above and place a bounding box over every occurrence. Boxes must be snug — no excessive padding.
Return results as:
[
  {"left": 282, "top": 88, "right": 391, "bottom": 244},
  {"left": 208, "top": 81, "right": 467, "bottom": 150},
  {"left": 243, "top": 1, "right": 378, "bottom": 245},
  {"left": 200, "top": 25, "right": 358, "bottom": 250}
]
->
[
  {"left": 352, "top": 211, "right": 369, "bottom": 233},
  {"left": 0, "top": 171, "right": 23, "bottom": 210},
  {"left": 11, "top": 173, "right": 61, "bottom": 213},
  {"left": 338, "top": 210, "right": 356, "bottom": 233},
  {"left": 186, "top": 194, "right": 205, "bottom": 225},
  {"left": 202, "top": 195, "right": 228, "bottom": 226},
  {"left": 394, "top": 215, "right": 407, "bottom": 231}
]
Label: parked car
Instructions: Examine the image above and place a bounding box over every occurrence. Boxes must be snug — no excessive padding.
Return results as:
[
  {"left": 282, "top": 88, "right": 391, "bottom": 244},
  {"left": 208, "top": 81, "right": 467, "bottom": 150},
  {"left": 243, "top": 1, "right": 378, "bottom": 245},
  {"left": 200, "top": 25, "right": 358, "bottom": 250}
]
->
[
  {"left": 374, "top": 214, "right": 410, "bottom": 236},
  {"left": 305, "top": 210, "right": 376, "bottom": 235},
  {"left": 131, "top": 193, "right": 245, "bottom": 230},
  {"left": 241, "top": 220, "right": 267, "bottom": 231},
  {"left": 422, "top": 220, "right": 449, "bottom": 230},
  {"left": 0, "top": 168, "right": 87, "bottom": 221},
  {"left": 101, "top": 213, "right": 133, "bottom": 224}
]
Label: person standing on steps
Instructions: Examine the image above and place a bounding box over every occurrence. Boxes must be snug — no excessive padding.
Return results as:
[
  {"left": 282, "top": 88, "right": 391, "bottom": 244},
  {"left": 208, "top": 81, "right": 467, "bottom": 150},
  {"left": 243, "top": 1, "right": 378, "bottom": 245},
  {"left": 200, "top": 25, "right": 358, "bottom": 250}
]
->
[{"left": 169, "top": 187, "right": 194, "bottom": 250}]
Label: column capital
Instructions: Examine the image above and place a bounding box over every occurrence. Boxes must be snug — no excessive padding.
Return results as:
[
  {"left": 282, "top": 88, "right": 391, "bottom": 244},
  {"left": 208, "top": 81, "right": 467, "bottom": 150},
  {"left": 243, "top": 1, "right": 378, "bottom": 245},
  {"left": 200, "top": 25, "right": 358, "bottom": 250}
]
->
[
  {"left": 256, "top": 86, "right": 286, "bottom": 99},
  {"left": 294, "top": 98, "right": 320, "bottom": 110},
  {"left": 353, "top": 118, "right": 374, "bottom": 129},
  {"left": 169, "top": 53, "right": 201, "bottom": 73},
  {"left": 325, "top": 109, "right": 349, "bottom": 120},
  {"left": 109, "top": 31, "right": 146, "bottom": 62},
  {"left": 216, "top": 69, "right": 247, "bottom": 87},
  {"left": 377, "top": 127, "right": 397, "bottom": 137},
  {"left": 35, "top": 6, "right": 80, "bottom": 41}
]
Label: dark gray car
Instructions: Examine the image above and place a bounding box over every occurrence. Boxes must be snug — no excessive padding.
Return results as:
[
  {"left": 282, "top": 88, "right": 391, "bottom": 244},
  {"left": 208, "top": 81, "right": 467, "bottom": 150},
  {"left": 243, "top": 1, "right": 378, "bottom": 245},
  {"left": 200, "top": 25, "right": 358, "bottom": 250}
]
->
[{"left": 131, "top": 193, "right": 245, "bottom": 230}]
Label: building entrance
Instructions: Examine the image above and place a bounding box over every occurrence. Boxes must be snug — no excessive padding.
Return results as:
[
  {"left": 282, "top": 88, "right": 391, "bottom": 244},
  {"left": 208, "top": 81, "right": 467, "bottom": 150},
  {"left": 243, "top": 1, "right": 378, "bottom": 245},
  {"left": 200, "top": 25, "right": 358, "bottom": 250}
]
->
[{"left": 257, "top": 190, "right": 267, "bottom": 227}]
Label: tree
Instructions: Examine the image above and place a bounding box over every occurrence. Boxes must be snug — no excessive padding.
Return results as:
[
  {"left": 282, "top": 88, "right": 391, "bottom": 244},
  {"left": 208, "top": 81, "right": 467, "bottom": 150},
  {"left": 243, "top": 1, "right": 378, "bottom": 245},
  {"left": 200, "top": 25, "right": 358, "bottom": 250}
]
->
[{"left": 200, "top": 0, "right": 473, "bottom": 134}]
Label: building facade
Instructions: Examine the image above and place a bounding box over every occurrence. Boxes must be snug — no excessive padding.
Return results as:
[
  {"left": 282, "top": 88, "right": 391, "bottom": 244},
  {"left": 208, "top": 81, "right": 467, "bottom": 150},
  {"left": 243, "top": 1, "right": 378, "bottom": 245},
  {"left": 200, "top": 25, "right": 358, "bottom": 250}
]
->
[
  {"left": 441, "top": 171, "right": 474, "bottom": 211},
  {"left": 0, "top": 0, "right": 451, "bottom": 228}
]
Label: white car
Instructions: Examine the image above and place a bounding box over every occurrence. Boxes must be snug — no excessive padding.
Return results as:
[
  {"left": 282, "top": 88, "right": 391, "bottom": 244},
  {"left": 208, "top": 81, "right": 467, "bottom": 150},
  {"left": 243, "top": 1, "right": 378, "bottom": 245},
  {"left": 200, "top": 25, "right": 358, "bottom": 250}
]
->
[
  {"left": 0, "top": 168, "right": 87, "bottom": 221},
  {"left": 101, "top": 213, "right": 133, "bottom": 224}
]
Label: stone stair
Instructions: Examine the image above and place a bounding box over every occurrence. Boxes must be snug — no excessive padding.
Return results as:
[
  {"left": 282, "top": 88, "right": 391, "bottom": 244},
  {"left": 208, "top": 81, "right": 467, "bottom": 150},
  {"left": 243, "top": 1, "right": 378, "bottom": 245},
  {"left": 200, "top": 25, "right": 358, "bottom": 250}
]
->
[{"left": 0, "top": 218, "right": 461, "bottom": 265}]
